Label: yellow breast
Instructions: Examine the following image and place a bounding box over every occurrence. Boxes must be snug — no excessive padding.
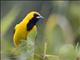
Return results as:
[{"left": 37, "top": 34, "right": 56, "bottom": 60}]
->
[{"left": 13, "top": 22, "right": 37, "bottom": 47}]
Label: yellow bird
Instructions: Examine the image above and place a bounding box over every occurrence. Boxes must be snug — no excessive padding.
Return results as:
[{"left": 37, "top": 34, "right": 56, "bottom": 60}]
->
[{"left": 13, "top": 11, "right": 44, "bottom": 47}]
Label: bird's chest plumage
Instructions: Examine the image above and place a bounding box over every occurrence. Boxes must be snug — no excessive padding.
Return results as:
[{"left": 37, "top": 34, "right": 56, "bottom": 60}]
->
[
  {"left": 14, "top": 22, "right": 37, "bottom": 40},
  {"left": 14, "top": 23, "right": 27, "bottom": 42}
]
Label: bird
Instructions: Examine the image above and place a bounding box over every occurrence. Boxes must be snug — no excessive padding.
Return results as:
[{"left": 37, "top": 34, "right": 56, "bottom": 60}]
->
[{"left": 13, "top": 11, "right": 44, "bottom": 47}]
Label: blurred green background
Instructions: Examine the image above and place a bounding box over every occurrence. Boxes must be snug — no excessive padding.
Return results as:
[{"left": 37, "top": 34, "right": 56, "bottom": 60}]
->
[{"left": 1, "top": 1, "right": 80, "bottom": 60}]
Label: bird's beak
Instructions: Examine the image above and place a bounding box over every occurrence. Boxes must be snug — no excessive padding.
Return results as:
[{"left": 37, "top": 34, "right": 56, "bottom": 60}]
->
[
  {"left": 37, "top": 15, "right": 47, "bottom": 24},
  {"left": 36, "top": 15, "right": 44, "bottom": 19}
]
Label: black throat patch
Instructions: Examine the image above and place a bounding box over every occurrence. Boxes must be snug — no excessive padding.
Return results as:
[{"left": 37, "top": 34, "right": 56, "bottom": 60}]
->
[{"left": 27, "top": 14, "right": 39, "bottom": 31}]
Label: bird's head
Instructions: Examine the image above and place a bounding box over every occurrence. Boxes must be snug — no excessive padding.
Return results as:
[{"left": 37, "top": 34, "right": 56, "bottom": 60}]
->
[
  {"left": 27, "top": 11, "right": 44, "bottom": 31},
  {"left": 27, "top": 11, "right": 44, "bottom": 20}
]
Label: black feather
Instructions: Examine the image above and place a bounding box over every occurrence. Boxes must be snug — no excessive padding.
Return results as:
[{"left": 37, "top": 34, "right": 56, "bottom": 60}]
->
[{"left": 27, "top": 14, "right": 39, "bottom": 31}]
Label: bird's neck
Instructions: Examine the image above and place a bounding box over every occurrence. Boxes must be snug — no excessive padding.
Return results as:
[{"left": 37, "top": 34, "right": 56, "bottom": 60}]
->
[{"left": 27, "top": 17, "right": 38, "bottom": 31}]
